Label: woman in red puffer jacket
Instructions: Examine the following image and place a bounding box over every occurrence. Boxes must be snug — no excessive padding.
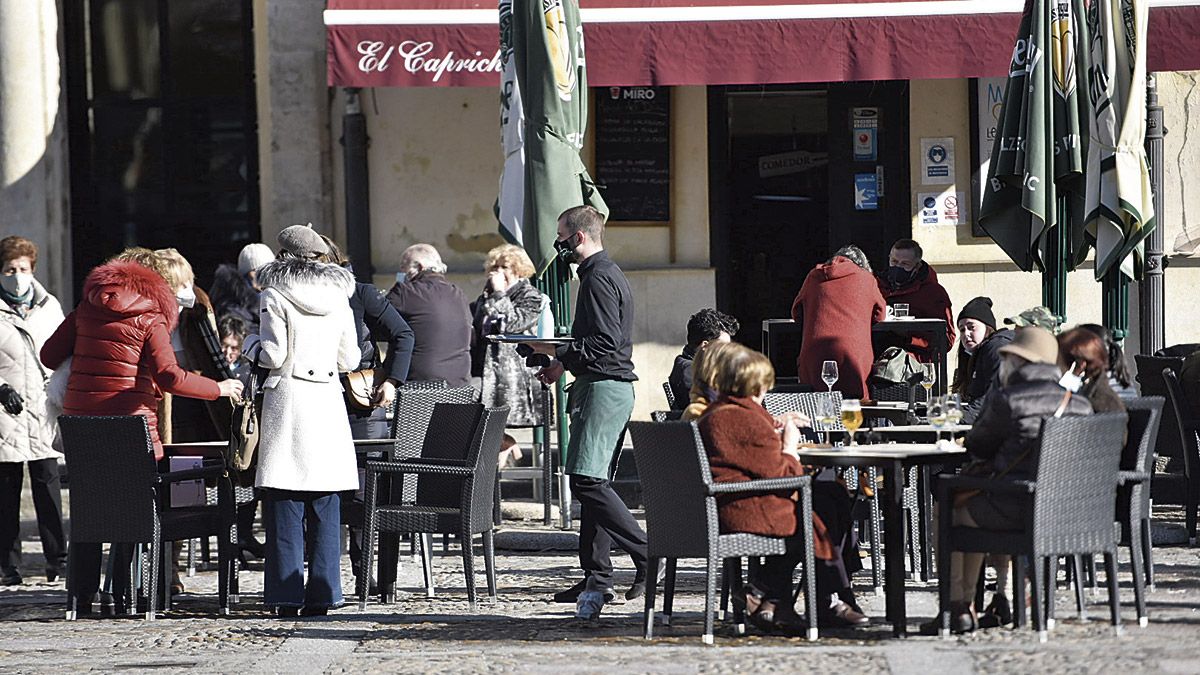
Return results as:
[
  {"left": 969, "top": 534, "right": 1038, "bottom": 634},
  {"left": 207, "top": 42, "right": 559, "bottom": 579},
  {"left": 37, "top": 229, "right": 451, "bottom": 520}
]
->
[{"left": 40, "top": 255, "right": 242, "bottom": 613}]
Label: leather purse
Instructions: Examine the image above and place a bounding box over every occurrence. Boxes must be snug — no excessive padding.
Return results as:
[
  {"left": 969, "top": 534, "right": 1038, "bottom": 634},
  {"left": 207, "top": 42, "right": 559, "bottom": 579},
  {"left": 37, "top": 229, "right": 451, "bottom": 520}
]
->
[
  {"left": 227, "top": 365, "right": 267, "bottom": 487},
  {"left": 342, "top": 368, "right": 376, "bottom": 413}
]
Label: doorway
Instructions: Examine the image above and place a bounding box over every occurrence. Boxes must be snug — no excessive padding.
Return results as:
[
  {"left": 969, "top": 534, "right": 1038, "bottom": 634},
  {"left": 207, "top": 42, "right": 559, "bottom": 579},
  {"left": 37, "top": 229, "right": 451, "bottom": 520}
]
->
[{"left": 709, "top": 82, "right": 911, "bottom": 371}]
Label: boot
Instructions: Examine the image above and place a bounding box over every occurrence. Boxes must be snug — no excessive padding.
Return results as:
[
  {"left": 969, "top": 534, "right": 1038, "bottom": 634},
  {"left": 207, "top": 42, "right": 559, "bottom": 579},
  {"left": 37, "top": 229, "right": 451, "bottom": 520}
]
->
[
  {"left": 977, "top": 593, "right": 1012, "bottom": 629},
  {"left": 919, "top": 601, "right": 976, "bottom": 636}
]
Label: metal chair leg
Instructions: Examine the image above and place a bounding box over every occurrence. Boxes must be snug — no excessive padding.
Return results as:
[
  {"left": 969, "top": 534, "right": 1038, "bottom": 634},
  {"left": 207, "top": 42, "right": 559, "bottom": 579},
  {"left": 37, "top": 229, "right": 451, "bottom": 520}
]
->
[
  {"left": 1104, "top": 551, "right": 1123, "bottom": 635},
  {"left": 1013, "top": 556, "right": 1027, "bottom": 629},
  {"left": 1030, "top": 555, "right": 1046, "bottom": 642},
  {"left": 421, "top": 533, "right": 435, "bottom": 598},
  {"left": 1142, "top": 516, "right": 1156, "bottom": 591},
  {"left": 461, "top": 530, "right": 477, "bottom": 612},
  {"left": 1129, "top": 519, "right": 1147, "bottom": 627},
  {"left": 663, "top": 558, "right": 678, "bottom": 626},
  {"left": 483, "top": 528, "right": 497, "bottom": 602},
  {"left": 643, "top": 557, "right": 660, "bottom": 639},
  {"left": 703, "top": 555, "right": 718, "bottom": 645}
]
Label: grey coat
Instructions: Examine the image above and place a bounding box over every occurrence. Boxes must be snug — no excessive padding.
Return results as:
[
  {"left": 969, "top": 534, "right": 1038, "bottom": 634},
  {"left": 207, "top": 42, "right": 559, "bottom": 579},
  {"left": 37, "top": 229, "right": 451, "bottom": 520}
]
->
[{"left": 472, "top": 279, "right": 548, "bottom": 427}]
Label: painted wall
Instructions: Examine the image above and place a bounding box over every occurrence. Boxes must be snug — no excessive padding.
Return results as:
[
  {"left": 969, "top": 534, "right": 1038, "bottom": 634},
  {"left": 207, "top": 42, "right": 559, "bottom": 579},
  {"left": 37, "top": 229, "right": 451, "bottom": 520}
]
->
[
  {"left": 329, "top": 86, "right": 715, "bottom": 419},
  {"left": 908, "top": 73, "right": 1200, "bottom": 372}
]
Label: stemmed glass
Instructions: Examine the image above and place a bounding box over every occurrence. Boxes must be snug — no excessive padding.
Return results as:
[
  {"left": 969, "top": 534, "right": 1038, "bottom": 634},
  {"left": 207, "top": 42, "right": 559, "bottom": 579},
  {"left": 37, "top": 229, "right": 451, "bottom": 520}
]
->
[
  {"left": 920, "top": 363, "right": 937, "bottom": 399},
  {"left": 821, "top": 360, "right": 839, "bottom": 393},
  {"left": 928, "top": 396, "right": 947, "bottom": 443},
  {"left": 840, "top": 399, "right": 863, "bottom": 446},
  {"left": 945, "top": 394, "right": 963, "bottom": 427},
  {"left": 816, "top": 395, "right": 837, "bottom": 445}
]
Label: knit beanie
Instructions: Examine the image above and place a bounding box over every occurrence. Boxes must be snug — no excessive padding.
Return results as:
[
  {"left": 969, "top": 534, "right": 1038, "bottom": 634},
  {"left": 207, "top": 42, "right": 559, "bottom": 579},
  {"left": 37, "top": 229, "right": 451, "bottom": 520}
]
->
[
  {"left": 237, "top": 243, "right": 275, "bottom": 275},
  {"left": 957, "top": 296, "right": 997, "bottom": 330}
]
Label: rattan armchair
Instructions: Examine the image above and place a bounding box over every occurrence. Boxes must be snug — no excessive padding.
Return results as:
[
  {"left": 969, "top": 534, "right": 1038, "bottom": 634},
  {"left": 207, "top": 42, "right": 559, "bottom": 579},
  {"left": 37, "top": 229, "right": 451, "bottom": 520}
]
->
[
  {"left": 629, "top": 420, "right": 818, "bottom": 644},
  {"left": 359, "top": 404, "right": 509, "bottom": 611},
  {"left": 936, "top": 412, "right": 1129, "bottom": 642},
  {"left": 59, "top": 416, "right": 236, "bottom": 620}
]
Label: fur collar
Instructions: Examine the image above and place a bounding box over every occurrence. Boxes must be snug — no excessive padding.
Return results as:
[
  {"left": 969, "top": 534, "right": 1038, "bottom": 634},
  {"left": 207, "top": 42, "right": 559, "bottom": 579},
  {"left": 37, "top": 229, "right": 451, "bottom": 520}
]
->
[
  {"left": 82, "top": 260, "right": 178, "bottom": 330},
  {"left": 257, "top": 258, "right": 355, "bottom": 294}
]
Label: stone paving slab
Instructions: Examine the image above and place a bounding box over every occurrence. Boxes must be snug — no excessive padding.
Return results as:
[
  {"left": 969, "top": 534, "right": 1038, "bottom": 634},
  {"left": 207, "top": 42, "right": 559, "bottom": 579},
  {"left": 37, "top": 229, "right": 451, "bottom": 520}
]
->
[{"left": 2, "top": 506, "right": 1200, "bottom": 673}]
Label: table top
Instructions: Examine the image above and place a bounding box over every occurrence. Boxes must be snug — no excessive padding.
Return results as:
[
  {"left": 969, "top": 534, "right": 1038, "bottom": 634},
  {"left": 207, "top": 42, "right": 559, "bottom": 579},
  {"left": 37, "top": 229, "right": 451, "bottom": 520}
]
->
[
  {"left": 797, "top": 442, "right": 966, "bottom": 467},
  {"left": 164, "top": 438, "right": 395, "bottom": 458},
  {"left": 869, "top": 424, "right": 971, "bottom": 434}
]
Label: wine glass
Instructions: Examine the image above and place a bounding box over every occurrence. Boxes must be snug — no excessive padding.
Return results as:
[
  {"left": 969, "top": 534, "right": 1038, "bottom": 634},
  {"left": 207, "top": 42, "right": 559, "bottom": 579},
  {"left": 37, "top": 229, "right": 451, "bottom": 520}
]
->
[
  {"left": 945, "top": 394, "right": 963, "bottom": 427},
  {"left": 840, "top": 399, "right": 863, "bottom": 446},
  {"left": 817, "top": 395, "right": 837, "bottom": 445},
  {"left": 821, "top": 360, "right": 839, "bottom": 393},
  {"left": 928, "top": 396, "right": 947, "bottom": 443},
  {"left": 920, "top": 363, "right": 937, "bottom": 398}
]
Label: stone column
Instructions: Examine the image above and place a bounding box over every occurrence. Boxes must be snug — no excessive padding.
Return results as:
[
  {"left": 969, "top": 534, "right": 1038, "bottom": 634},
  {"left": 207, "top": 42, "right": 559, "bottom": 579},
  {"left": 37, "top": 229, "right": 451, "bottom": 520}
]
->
[
  {"left": 0, "top": 0, "right": 71, "bottom": 301},
  {"left": 253, "top": 0, "right": 335, "bottom": 245}
]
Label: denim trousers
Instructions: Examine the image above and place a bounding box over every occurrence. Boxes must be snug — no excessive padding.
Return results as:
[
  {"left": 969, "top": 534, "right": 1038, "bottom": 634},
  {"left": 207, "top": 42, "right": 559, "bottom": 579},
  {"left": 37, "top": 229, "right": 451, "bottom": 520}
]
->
[{"left": 262, "top": 489, "right": 343, "bottom": 609}]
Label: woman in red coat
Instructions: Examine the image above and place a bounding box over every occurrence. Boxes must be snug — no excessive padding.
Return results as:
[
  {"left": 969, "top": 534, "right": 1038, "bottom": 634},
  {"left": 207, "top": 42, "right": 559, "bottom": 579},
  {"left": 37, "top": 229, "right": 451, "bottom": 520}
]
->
[
  {"left": 40, "top": 253, "right": 242, "bottom": 613},
  {"left": 791, "top": 246, "right": 887, "bottom": 398},
  {"left": 698, "top": 344, "right": 868, "bottom": 633}
]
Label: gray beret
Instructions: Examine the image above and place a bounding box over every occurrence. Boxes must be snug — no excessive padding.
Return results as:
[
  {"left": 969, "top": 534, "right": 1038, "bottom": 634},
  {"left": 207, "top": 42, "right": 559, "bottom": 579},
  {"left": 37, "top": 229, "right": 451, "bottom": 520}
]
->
[{"left": 277, "top": 223, "right": 329, "bottom": 259}]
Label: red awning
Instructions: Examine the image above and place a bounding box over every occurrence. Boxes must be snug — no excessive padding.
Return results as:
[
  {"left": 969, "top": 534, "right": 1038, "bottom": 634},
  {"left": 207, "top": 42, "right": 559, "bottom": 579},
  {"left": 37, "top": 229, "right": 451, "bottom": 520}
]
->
[{"left": 326, "top": 0, "right": 1200, "bottom": 87}]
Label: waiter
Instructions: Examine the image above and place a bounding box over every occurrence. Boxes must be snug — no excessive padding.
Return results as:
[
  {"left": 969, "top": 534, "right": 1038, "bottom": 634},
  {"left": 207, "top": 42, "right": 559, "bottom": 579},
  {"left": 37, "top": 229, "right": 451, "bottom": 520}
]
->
[{"left": 530, "top": 205, "right": 649, "bottom": 620}]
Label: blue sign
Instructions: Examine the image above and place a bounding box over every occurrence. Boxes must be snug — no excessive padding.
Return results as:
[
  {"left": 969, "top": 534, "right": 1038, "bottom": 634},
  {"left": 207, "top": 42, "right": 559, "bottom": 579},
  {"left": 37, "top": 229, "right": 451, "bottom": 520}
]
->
[{"left": 854, "top": 173, "right": 878, "bottom": 211}]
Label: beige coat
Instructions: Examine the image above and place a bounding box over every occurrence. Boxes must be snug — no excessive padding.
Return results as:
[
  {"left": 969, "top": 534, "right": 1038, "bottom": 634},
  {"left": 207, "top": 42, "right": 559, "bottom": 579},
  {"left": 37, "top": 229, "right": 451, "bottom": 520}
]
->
[{"left": 0, "top": 281, "right": 65, "bottom": 463}]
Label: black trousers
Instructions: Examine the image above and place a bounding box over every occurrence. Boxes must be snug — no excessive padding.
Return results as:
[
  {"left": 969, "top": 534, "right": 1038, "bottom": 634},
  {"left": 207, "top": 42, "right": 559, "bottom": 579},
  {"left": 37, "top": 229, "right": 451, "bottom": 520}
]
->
[
  {"left": 0, "top": 458, "right": 67, "bottom": 572},
  {"left": 347, "top": 408, "right": 388, "bottom": 576},
  {"left": 570, "top": 475, "right": 648, "bottom": 592},
  {"left": 755, "top": 477, "right": 860, "bottom": 605},
  {"left": 69, "top": 542, "right": 134, "bottom": 603}
]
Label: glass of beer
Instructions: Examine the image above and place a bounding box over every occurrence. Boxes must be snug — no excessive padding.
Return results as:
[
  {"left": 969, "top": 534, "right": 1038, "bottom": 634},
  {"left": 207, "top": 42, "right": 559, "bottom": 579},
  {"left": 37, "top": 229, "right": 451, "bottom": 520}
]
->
[{"left": 841, "top": 399, "right": 863, "bottom": 446}]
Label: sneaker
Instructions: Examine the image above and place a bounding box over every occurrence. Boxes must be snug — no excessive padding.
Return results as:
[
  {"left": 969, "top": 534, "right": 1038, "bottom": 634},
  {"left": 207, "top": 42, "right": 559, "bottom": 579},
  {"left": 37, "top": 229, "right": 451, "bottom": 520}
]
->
[
  {"left": 0, "top": 567, "right": 21, "bottom": 586},
  {"left": 575, "top": 590, "right": 607, "bottom": 620}
]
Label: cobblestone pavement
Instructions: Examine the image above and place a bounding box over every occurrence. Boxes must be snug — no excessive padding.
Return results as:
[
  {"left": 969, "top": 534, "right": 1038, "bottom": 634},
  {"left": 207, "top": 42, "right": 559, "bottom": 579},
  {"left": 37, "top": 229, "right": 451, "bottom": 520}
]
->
[{"left": 1, "top": 504, "right": 1199, "bottom": 674}]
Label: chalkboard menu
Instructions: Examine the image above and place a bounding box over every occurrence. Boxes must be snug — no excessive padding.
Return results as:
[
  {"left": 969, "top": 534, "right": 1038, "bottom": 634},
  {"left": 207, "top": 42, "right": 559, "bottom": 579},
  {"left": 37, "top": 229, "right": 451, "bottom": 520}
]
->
[{"left": 595, "top": 87, "right": 671, "bottom": 222}]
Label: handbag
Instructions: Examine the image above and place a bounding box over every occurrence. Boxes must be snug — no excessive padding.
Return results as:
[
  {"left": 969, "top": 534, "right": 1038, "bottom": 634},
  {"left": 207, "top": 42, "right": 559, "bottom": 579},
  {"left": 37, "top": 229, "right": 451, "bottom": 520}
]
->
[
  {"left": 952, "top": 389, "right": 1074, "bottom": 508},
  {"left": 342, "top": 368, "right": 376, "bottom": 413},
  {"left": 227, "top": 366, "right": 267, "bottom": 487},
  {"left": 869, "top": 347, "right": 921, "bottom": 385}
]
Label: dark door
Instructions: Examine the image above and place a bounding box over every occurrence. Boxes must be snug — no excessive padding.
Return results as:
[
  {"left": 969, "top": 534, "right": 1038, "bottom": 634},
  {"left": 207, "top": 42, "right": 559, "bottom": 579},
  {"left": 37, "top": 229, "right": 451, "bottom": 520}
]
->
[
  {"left": 710, "top": 82, "right": 911, "bottom": 372},
  {"left": 710, "top": 87, "right": 831, "bottom": 352},
  {"left": 826, "top": 81, "right": 911, "bottom": 267},
  {"left": 64, "top": 0, "right": 260, "bottom": 293}
]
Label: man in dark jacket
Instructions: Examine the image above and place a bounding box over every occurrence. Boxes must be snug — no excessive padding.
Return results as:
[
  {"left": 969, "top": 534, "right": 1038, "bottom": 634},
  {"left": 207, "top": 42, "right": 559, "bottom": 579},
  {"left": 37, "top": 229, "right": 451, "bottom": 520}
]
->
[
  {"left": 922, "top": 327, "right": 1092, "bottom": 635},
  {"left": 876, "top": 239, "right": 956, "bottom": 357},
  {"left": 529, "top": 205, "right": 648, "bottom": 620},
  {"left": 667, "top": 308, "right": 738, "bottom": 409},
  {"left": 385, "top": 244, "right": 472, "bottom": 388}
]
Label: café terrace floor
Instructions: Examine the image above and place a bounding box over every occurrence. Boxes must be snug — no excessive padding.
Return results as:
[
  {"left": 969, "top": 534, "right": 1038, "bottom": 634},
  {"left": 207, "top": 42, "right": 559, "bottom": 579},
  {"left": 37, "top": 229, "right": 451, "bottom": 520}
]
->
[{"left": 1, "top": 490, "right": 1199, "bottom": 674}]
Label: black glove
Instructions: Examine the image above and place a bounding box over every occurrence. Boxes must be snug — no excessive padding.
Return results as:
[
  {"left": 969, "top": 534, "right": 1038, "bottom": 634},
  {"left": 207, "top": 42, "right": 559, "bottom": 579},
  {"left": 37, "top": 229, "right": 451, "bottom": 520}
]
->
[{"left": 0, "top": 384, "right": 23, "bottom": 415}]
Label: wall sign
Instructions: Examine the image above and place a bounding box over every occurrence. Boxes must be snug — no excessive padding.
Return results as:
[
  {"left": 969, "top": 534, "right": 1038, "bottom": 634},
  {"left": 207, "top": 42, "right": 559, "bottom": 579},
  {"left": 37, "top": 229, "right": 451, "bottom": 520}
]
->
[
  {"left": 852, "top": 107, "right": 879, "bottom": 161},
  {"left": 970, "top": 77, "right": 1007, "bottom": 236},
  {"left": 855, "top": 173, "right": 879, "bottom": 210},
  {"left": 917, "top": 189, "right": 966, "bottom": 226},
  {"left": 595, "top": 86, "right": 671, "bottom": 222},
  {"left": 920, "top": 136, "right": 955, "bottom": 185},
  {"left": 758, "top": 150, "right": 828, "bottom": 178}
]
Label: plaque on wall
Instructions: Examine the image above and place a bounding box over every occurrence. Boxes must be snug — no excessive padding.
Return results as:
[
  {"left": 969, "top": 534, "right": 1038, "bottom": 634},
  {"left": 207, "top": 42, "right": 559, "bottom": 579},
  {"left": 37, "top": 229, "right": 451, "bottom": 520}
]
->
[{"left": 595, "top": 86, "right": 670, "bottom": 222}]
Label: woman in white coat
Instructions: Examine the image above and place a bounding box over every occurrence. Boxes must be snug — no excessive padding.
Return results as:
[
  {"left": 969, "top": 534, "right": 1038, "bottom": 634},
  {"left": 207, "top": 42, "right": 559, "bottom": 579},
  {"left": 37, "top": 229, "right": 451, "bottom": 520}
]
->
[
  {"left": 0, "top": 237, "right": 66, "bottom": 586},
  {"left": 244, "top": 225, "right": 360, "bottom": 617}
]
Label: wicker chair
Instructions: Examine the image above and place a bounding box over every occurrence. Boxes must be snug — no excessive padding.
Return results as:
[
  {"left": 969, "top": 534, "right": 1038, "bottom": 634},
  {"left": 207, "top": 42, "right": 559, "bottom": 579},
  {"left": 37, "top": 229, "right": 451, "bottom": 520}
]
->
[
  {"left": 650, "top": 410, "right": 684, "bottom": 423},
  {"left": 1135, "top": 356, "right": 1188, "bottom": 498},
  {"left": 359, "top": 404, "right": 509, "bottom": 611},
  {"left": 936, "top": 412, "right": 1129, "bottom": 641},
  {"left": 1112, "top": 397, "right": 1164, "bottom": 625},
  {"left": 662, "top": 381, "right": 678, "bottom": 409},
  {"left": 1160, "top": 370, "right": 1200, "bottom": 544},
  {"left": 762, "top": 391, "right": 898, "bottom": 588},
  {"left": 59, "top": 416, "right": 236, "bottom": 620},
  {"left": 628, "top": 421, "right": 818, "bottom": 644}
]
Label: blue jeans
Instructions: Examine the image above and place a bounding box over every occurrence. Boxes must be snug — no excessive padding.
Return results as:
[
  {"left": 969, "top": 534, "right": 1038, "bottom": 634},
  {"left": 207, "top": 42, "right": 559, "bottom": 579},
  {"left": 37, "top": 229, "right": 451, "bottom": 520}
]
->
[{"left": 262, "top": 490, "right": 343, "bottom": 609}]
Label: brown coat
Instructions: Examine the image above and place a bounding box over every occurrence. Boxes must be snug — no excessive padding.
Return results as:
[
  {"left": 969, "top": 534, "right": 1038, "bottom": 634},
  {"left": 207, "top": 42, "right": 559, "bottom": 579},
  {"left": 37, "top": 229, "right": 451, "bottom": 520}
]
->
[
  {"left": 698, "top": 396, "right": 833, "bottom": 560},
  {"left": 791, "top": 257, "right": 887, "bottom": 398}
]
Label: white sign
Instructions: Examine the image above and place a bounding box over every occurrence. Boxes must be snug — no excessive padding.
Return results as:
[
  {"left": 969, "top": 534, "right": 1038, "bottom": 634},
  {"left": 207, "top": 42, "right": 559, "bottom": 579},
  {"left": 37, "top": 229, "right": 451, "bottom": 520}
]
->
[
  {"left": 975, "top": 77, "right": 1006, "bottom": 215},
  {"left": 757, "top": 150, "right": 829, "bottom": 178},
  {"left": 920, "top": 137, "right": 955, "bottom": 185},
  {"left": 918, "top": 190, "right": 968, "bottom": 227}
]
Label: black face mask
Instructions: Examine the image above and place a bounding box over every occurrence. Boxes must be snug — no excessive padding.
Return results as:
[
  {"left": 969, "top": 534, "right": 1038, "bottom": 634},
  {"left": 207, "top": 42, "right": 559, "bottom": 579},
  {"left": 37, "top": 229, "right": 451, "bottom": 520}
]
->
[
  {"left": 553, "top": 233, "right": 579, "bottom": 262},
  {"left": 885, "top": 265, "right": 917, "bottom": 288}
]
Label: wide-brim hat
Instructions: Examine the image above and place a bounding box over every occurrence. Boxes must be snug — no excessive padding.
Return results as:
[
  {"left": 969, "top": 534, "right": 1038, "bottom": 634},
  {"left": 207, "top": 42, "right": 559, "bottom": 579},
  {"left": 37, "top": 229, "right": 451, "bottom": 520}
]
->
[{"left": 997, "top": 326, "right": 1060, "bottom": 366}]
